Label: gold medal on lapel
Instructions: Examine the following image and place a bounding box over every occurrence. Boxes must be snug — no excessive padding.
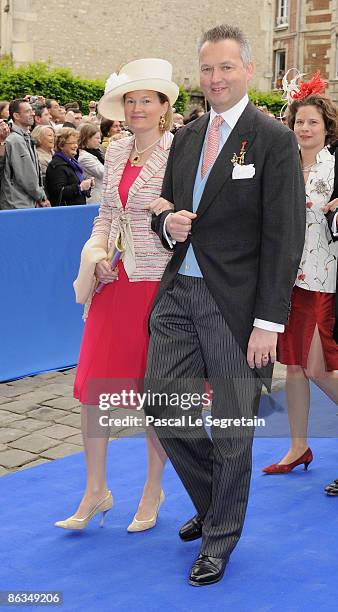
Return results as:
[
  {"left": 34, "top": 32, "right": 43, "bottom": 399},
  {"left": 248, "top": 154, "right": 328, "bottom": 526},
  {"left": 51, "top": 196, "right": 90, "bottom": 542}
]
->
[{"left": 231, "top": 140, "right": 248, "bottom": 166}]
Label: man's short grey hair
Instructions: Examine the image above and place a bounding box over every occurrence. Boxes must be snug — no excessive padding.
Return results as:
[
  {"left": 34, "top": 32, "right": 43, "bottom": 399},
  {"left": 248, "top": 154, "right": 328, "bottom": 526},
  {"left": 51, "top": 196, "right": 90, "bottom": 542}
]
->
[{"left": 198, "top": 24, "right": 252, "bottom": 66}]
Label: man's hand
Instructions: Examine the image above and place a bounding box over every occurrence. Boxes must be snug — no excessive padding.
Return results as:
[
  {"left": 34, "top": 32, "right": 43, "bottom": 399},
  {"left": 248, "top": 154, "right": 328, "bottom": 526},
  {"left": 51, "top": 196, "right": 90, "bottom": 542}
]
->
[
  {"left": 145, "top": 197, "right": 174, "bottom": 216},
  {"left": 95, "top": 260, "right": 118, "bottom": 284},
  {"left": 166, "top": 210, "right": 197, "bottom": 242},
  {"left": 247, "top": 328, "right": 278, "bottom": 369},
  {"left": 0, "top": 120, "right": 10, "bottom": 152},
  {"left": 64, "top": 110, "right": 76, "bottom": 125},
  {"left": 322, "top": 198, "right": 338, "bottom": 214}
]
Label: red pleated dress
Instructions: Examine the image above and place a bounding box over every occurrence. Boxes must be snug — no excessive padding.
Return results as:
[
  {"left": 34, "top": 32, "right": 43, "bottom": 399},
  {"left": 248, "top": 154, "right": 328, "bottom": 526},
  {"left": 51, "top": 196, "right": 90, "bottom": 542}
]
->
[{"left": 73, "top": 161, "right": 161, "bottom": 405}]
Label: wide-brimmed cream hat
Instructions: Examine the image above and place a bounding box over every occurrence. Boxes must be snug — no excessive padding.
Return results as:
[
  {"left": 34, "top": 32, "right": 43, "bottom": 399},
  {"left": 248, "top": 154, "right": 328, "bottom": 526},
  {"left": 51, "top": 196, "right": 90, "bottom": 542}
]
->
[{"left": 98, "top": 58, "right": 179, "bottom": 121}]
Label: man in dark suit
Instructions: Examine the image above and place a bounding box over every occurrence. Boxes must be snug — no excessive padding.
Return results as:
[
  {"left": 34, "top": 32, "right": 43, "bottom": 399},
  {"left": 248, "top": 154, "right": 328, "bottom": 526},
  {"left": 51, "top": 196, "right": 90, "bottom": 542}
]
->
[{"left": 145, "top": 24, "right": 306, "bottom": 586}]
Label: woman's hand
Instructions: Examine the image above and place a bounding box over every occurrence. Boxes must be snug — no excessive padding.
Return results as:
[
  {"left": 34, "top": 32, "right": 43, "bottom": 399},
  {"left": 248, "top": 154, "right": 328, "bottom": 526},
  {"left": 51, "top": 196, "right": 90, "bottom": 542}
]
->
[
  {"left": 145, "top": 197, "right": 174, "bottom": 216},
  {"left": 110, "top": 133, "right": 125, "bottom": 141},
  {"left": 95, "top": 260, "right": 118, "bottom": 284},
  {"left": 80, "top": 178, "right": 93, "bottom": 192},
  {"left": 322, "top": 198, "right": 338, "bottom": 214}
]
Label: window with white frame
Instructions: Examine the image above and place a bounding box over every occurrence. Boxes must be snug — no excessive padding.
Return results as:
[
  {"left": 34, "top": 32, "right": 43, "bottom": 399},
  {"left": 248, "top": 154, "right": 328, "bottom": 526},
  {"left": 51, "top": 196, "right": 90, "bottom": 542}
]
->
[
  {"left": 274, "top": 50, "right": 286, "bottom": 88},
  {"left": 276, "top": 0, "right": 289, "bottom": 27}
]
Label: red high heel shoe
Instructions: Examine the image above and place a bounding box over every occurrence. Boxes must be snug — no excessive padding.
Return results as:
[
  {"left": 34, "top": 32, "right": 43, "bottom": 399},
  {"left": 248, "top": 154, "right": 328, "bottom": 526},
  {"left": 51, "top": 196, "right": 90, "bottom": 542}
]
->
[{"left": 262, "top": 448, "right": 313, "bottom": 474}]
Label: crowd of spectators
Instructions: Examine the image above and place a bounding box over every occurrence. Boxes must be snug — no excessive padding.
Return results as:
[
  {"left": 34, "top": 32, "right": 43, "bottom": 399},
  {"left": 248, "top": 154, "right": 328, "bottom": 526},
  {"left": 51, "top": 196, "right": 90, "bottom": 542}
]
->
[
  {"left": 0, "top": 92, "right": 286, "bottom": 211},
  {"left": 0, "top": 95, "right": 133, "bottom": 210}
]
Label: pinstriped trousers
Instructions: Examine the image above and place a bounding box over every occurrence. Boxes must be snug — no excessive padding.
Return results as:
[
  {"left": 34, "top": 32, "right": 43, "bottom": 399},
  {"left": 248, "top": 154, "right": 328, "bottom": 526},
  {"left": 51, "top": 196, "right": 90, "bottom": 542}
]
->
[{"left": 145, "top": 274, "right": 262, "bottom": 559}]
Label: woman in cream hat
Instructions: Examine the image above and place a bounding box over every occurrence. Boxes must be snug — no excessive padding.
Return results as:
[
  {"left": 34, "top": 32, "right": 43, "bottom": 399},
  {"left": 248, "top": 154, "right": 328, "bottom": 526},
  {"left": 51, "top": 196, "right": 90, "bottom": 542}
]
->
[{"left": 55, "top": 58, "right": 179, "bottom": 532}]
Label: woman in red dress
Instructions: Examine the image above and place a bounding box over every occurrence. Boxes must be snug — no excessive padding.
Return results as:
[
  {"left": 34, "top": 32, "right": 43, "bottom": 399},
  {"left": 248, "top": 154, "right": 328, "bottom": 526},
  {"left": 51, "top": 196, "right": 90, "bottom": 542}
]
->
[
  {"left": 263, "top": 81, "right": 338, "bottom": 474},
  {"left": 55, "top": 59, "right": 179, "bottom": 530}
]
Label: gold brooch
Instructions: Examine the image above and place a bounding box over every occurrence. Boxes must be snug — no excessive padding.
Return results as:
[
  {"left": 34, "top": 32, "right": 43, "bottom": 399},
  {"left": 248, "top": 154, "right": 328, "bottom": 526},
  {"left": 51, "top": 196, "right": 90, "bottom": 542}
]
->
[{"left": 231, "top": 140, "right": 248, "bottom": 166}]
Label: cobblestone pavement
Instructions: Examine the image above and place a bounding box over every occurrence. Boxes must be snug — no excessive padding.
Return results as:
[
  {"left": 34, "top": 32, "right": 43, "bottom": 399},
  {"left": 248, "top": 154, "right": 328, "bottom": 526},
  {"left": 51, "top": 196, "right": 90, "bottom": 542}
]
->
[{"left": 0, "top": 364, "right": 286, "bottom": 477}]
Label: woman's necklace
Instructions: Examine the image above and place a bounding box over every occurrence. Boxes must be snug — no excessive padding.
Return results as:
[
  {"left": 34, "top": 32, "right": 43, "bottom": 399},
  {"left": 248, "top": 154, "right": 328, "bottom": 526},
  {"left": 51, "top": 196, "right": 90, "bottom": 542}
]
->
[
  {"left": 301, "top": 162, "right": 316, "bottom": 172},
  {"left": 131, "top": 137, "right": 161, "bottom": 166}
]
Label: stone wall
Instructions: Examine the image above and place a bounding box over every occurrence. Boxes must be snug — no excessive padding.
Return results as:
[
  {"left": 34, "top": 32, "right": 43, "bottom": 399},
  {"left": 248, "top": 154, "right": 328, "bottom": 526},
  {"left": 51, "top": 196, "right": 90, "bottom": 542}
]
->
[{"left": 1, "top": 0, "right": 274, "bottom": 91}]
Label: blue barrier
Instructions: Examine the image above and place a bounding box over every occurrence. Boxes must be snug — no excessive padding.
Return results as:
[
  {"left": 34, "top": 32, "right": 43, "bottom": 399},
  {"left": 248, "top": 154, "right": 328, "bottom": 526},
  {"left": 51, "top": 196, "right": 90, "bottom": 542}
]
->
[{"left": 0, "top": 204, "right": 99, "bottom": 382}]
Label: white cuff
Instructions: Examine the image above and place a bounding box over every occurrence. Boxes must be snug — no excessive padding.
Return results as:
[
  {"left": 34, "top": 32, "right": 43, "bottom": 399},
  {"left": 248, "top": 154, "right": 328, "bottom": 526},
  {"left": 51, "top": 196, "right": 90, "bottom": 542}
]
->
[
  {"left": 254, "top": 318, "right": 285, "bottom": 333},
  {"left": 163, "top": 213, "right": 176, "bottom": 248},
  {"left": 332, "top": 212, "right": 338, "bottom": 236}
]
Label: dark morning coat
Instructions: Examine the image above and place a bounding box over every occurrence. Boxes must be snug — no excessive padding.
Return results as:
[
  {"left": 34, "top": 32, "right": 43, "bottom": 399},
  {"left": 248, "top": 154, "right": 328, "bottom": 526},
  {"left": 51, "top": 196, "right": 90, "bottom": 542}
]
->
[{"left": 152, "top": 101, "right": 306, "bottom": 382}]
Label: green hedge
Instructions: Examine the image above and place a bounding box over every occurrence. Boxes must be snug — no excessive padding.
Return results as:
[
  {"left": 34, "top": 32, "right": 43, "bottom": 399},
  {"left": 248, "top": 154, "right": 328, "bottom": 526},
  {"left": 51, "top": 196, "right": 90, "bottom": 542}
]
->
[
  {"left": 0, "top": 58, "right": 104, "bottom": 110},
  {"left": 0, "top": 58, "right": 282, "bottom": 116},
  {"left": 248, "top": 89, "right": 285, "bottom": 115},
  {"left": 0, "top": 58, "right": 189, "bottom": 114},
  {"left": 174, "top": 86, "right": 189, "bottom": 115},
  {"left": 184, "top": 86, "right": 285, "bottom": 116}
]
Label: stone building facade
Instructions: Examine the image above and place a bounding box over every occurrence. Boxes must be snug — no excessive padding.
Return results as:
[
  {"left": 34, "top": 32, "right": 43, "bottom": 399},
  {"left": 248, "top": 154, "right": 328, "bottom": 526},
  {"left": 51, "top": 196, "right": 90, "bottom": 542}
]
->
[
  {"left": 273, "top": 0, "right": 338, "bottom": 101},
  {"left": 0, "top": 0, "right": 274, "bottom": 91}
]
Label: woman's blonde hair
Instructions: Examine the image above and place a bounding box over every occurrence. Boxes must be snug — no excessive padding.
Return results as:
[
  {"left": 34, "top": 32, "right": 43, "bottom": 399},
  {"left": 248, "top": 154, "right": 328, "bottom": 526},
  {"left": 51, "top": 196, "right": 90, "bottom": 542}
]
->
[
  {"left": 55, "top": 127, "right": 79, "bottom": 151},
  {"left": 31, "top": 125, "right": 55, "bottom": 147},
  {"left": 158, "top": 92, "right": 173, "bottom": 131}
]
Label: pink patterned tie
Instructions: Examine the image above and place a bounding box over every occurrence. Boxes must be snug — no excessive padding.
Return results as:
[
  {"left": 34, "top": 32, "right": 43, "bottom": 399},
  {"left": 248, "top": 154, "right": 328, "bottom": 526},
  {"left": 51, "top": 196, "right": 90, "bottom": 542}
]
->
[{"left": 201, "top": 115, "right": 224, "bottom": 178}]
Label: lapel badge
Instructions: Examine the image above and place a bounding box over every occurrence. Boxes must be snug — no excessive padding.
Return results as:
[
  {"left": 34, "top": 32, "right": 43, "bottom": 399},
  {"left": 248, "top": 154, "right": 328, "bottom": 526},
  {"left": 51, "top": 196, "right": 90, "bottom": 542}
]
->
[{"left": 231, "top": 140, "right": 248, "bottom": 166}]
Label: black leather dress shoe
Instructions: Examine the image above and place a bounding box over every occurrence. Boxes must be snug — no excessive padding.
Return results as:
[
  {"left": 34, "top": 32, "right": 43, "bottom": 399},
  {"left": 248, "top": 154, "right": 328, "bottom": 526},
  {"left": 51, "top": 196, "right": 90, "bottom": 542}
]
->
[
  {"left": 325, "top": 478, "right": 338, "bottom": 495},
  {"left": 179, "top": 514, "right": 203, "bottom": 541},
  {"left": 189, "top": 554, "right": 228, "bottom": 586}
]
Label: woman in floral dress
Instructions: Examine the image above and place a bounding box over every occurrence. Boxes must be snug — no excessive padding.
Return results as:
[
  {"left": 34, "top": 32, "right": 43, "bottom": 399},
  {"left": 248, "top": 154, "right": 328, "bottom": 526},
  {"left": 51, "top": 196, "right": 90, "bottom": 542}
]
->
[{"left": 263, "top": 92, "right": 338, "bottom": 474}]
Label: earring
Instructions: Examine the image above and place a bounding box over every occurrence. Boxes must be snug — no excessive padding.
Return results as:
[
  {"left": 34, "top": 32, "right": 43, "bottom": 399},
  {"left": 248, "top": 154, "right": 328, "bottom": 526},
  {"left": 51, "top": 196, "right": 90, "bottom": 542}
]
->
[{"left": 159, "top": 115, "right": 165, "bottom": 130}]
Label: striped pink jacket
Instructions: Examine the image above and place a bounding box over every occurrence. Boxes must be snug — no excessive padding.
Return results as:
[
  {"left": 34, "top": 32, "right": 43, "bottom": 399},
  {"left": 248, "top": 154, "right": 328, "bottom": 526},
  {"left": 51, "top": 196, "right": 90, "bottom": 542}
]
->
[{"left": 91, "top": 131, "right": 173, "bottom": 281}]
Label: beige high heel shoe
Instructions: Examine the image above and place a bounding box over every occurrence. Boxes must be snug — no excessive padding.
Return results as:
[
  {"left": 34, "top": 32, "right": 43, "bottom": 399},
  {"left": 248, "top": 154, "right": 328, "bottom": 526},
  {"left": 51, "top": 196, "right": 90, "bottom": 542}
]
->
[
  {"left": 127, "top": 490, "right": 165, "bottom": 532},
  {"left": 54, "top": 491, "right": 113, "bottom": 530}
]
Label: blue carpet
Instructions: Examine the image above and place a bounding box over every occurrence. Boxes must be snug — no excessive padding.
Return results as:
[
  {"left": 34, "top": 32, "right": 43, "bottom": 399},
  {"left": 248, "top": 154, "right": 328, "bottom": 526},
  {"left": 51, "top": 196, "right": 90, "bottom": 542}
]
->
[{"left": 0, "top": 386, "right": 337, "bottom": 612}]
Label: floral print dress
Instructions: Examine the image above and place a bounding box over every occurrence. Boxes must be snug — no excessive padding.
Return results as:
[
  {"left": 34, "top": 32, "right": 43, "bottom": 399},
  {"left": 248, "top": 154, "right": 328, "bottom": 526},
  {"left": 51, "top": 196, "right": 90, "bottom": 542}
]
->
[{"left": 296, "top": 146, "right": 337, "bottom": 294}]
